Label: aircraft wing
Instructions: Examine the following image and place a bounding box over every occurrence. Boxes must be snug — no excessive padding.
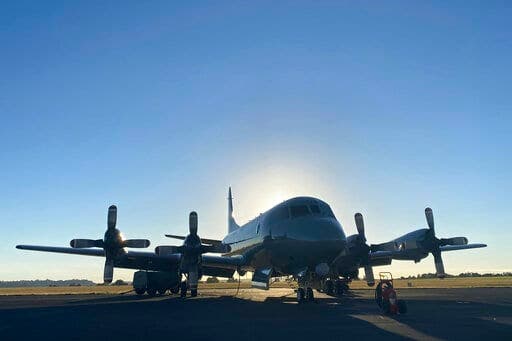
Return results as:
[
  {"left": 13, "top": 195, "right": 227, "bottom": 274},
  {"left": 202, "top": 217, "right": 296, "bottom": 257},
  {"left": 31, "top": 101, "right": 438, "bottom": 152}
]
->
[
  {"left": 16, "top": 244, "right": 243, "bottom": 277},
  {"left": 16, "top": 245, "right": 105, "bottom": 257},
  {"left": 439, "top": 243, "right": 487, "bottom": 252},
  {"left": 203, "top": 254, "right": 245, "bottom": 269},
  {"left": 369, "top": 250, "right": 396, "bottom": 259},
  {"left": 165, "top": 234, "right": 223, "bottom": 246},
  {"left": 16, "top": 244, "right": 181, "bottom": 272},
  {"left": 368, "top": 243, "right": 487, "bottom": 260}
]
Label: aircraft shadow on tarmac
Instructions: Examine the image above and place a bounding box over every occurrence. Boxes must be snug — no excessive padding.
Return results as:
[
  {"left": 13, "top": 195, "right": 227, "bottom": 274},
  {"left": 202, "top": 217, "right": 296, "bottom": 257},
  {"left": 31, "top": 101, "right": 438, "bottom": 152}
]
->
[{"left": 1, "top": 292, "right": 510, "bottom": 340}]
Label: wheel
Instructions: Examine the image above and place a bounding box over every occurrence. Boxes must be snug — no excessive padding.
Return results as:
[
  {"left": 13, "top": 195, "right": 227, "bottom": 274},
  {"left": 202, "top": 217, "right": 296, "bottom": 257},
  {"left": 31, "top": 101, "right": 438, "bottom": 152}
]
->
[
  {"left": 135, "top": 288, "right": 145, "bottom": 296},
  {"left": 334, "top": 281, "right": 344, "bottom": 297},
  {"left": 398, "top": 300, "right": 408, "bottom": 314},
  {"left": 306, "top": 287, "right": 314, "bottom": 302},
  {"left": 170, "top": 286, "right": 179, "bottom": 294},
  {"left": 180, "top": 281, "right": 187, "bottom": 298},
  {"left": 296, "top": 288, "right": 305, "bottom": 303},
  {"left": 190, "top": 289, "right": 198, "bottom": 297},
  {"left": 147, "top": 288, "right": 157, "bottom": 297},
  {"left": 324, "top": 280, "right": 334, "bottom": 295},
  {"left": 157, "top": 288, "right": 167, "bottom": 295}
]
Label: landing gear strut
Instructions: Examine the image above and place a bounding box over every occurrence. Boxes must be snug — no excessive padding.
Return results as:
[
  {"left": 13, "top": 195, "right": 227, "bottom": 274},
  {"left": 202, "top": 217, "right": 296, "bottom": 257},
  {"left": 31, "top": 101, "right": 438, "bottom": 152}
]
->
[
  {"left": 324, "top": 280, "right": 334, "bottom": 295},
  {"left": 180, "top": 281, "right": 187, "bottom": 298},
  {"left": 334, "top": 279, "right": 349, "bottom": 297},
  {"left": 306, "top": 287, "right": 314, "bottom": 301},
  {"left": 297, "top": 288, "right": 305, "bottom": 303}
]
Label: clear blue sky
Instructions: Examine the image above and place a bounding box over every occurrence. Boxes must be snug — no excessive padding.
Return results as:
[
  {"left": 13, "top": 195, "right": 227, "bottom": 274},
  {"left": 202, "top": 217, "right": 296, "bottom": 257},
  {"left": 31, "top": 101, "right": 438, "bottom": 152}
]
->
[{"left": 1, "top": 1, "right": 510, "bottom": 281}]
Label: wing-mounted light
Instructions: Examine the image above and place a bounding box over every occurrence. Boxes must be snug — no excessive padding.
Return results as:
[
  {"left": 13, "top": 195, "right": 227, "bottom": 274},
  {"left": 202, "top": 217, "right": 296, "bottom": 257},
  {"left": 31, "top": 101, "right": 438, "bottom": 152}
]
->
[{"left": 69, "top": 205, "right": 150, "bottom": 283}]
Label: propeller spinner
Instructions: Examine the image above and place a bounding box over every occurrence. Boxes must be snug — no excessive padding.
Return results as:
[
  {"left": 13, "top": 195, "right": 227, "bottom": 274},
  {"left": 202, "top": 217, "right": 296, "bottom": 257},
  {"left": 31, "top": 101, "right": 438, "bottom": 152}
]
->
[{"left": 70, "top": 205, "right": 150, "bottom": 283}]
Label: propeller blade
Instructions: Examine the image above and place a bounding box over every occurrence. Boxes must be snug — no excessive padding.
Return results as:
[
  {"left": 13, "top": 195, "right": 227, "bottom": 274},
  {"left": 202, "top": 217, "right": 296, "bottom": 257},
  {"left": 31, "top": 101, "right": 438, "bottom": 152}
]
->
[
  {"left": 155, "top": 245, "right": 183, "bottom": 256},
  {"left": 107, "top": 205, "right": 117, "bottom": 230},
  {"left": 364, "top": 264, "right": 375, "bottom": 286},
  {"left": 70, "top": 239, "right": 103, "bottom": 248},
  {"left": 354, "top": 213, "right": 366, "bottom": 242},
  {"left": 189, "top": 211, "right": 198, "bottom": 236},
  {"left": 165, "top": 234, "right": 186, "bottom": 240},
  {"left": 432, "top": 250, "right": 445, "bottom": 278},
  {"left": 439, "top": 237, "right": 468, "bottom": 246},
  {"left": 122, "top": 239, "right": 150, "bottom": 248},
  {"left": 104, "top": 258, "right": 114, "bottom": 283},
  {"left": 425, "top": 207, "right": 435, "bottom": 233}
]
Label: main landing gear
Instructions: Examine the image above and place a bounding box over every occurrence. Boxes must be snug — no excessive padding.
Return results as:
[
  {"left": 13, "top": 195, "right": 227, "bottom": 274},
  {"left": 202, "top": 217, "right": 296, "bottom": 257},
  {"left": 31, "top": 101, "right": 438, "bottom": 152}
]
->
[
  {"left": 296, "top": 286, "right": 315, "bottom": 303},
  {"left": 321, "top": 278, "right": 349, "bottom": 297},
  {"left": 179, "top": 280, "right": 199, "bottom": 298}
]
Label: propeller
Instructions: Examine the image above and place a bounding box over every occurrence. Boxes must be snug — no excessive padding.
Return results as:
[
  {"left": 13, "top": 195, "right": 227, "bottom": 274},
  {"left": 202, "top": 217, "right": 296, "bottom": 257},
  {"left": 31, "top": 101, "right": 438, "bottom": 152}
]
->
[
  {"left": 369, "top": 207, "right": 481, "bottom": 279},
  {"left": 354, "top": 213, "right": 375, "bottom": 287},
  {"left": 424, "top": 207, "right": 469, "bottom": 278},
  {"left": 155, "top": 211, "right": 208, "bottom": 295},
  {"left": 189, "top": 211, "right": 198, "bottom": 236},
  {"left": 424, "top": 208, "right": 445, "bottom": 277},
  {"left": 156, "top": 211, "right": 228, "bottom": 256},
  {"left": 69, "top": 205, "right": 150, "bottom": 283}
]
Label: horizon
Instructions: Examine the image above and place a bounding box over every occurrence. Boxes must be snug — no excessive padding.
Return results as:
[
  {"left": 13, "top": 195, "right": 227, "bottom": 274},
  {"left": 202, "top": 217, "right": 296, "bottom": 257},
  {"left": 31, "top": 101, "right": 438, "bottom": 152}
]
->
[
  {"left": 1, "top": 1, "right": 511, "bottom": 282},
  {"left": 3, "top": 270, "right": 512, "bottom": 285}
]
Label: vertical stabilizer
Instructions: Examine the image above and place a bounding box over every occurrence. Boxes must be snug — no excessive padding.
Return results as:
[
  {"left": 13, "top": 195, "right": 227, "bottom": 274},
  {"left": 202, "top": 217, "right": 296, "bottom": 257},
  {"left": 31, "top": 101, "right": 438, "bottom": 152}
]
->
[{"left": 228, "top": 187, "right": 239, "bottom": 233}]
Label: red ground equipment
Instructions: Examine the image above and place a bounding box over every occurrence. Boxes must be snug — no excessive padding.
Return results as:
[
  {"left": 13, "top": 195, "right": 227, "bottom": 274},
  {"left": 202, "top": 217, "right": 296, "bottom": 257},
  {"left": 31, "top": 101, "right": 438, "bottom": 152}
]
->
[{"left": 374, "top": 272, "right": 407, "bottom": 314}]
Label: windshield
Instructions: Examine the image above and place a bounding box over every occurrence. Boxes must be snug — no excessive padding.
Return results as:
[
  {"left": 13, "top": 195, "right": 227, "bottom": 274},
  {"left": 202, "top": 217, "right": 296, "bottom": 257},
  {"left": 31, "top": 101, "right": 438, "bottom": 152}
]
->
[{"left": 290, "top": 205, "right": 310, "bottom": 218}]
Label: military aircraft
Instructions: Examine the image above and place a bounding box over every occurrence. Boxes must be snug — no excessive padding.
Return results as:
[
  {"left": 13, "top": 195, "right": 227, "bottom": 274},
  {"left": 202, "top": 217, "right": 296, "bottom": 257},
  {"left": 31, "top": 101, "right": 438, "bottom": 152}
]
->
[{"left": 17, "top": 187, "right": 487, "bottom": 302}]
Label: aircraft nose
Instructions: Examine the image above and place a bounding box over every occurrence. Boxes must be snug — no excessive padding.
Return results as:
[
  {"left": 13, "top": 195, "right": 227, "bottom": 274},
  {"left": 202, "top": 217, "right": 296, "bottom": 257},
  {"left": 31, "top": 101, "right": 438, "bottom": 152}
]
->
[{"left": 285, "top": 217, "right": 346, "bottom": 242}]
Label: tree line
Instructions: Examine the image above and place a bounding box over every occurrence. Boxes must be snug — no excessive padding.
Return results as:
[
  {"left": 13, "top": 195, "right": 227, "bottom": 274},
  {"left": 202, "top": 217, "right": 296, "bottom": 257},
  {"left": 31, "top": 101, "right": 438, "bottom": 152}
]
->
[
  {"left": 399, "top": 272, "right": 512, "bottom": 279},
  {"left": 0, "top": 279, "right": 95, "bottom": 288}
]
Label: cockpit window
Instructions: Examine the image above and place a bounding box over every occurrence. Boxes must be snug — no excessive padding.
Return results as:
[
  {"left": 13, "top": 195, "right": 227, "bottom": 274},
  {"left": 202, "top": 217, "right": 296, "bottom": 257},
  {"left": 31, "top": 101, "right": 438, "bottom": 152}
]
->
[
  {"left": 290, "top": 205, "right": 310, "bottom": 218},
  {"left": 310, "top": 204, "right": 321, "bottom": 214},
  {"left": 324, "top": 205, "right": 336, "bottom": 218}
]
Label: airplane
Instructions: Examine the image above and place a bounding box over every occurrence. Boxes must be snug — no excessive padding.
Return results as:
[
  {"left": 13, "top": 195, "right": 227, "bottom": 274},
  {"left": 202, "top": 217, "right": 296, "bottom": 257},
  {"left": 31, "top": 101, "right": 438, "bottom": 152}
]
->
[{"left": 16, "top": 187, "right": 487, "bottom": 303}]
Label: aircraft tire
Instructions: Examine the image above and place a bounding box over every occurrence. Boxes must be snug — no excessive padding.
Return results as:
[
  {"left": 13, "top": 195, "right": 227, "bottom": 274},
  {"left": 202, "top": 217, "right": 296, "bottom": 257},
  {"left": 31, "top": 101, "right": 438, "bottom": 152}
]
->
[
  {"left": 157, "top": 288, "right": 167, "bottom": 295},
  {"left": 180, "top": 281, "right": 187, "bottom": 298},
  {"left": 147, "top": 288, "right": 157, "bottom": 297},
  {"left": 135, "top": 288, "right": 146, "bottom": 296},
  {"left": 297, "top": 288, "right": 305, "bottom": 303},
  {"left": 190, "top": 289, "right": 198, "bottom": 297},
  {"left": 306, "top": 287, "right": 314, "bottom": 301},
  {"left": 334, "top": 280, "right": 344, "bottom": 297},
  {"left": 324, "top": 280, "right": 334, "bottom": 295}
]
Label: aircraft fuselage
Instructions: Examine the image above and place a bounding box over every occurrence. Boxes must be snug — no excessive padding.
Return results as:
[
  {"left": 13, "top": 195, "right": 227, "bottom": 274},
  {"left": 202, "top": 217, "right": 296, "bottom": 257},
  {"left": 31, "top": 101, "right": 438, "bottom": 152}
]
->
[{"left": 222, "top": 197, "right": 347, "bottom": 276}]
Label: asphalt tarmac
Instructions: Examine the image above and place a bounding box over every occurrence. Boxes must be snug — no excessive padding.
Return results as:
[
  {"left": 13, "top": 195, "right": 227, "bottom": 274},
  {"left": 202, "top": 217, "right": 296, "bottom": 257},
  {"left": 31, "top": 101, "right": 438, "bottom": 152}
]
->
[{"left": 1, "top": 287, "right": 511, "bottom": 340}]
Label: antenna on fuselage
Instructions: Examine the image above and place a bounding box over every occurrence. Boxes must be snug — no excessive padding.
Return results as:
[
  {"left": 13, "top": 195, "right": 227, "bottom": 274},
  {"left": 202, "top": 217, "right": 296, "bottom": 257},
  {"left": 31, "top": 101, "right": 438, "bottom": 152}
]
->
[{"left": 228, "top": 187, "right": 239, "bottom": 233}]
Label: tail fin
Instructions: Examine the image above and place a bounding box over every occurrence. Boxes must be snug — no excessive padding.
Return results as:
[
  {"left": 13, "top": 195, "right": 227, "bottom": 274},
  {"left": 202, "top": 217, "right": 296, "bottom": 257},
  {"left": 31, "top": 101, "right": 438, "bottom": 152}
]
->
[{"left": 228, "top": 187, "right": 239, "bottom": 233}]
